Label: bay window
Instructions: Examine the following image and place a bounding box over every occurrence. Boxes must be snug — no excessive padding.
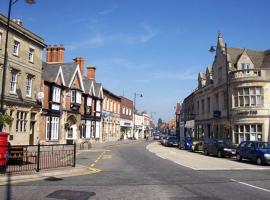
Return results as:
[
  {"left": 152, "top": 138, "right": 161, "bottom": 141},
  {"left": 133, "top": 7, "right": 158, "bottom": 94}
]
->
[
  {"left": 52, "top": 86, "right": 61, "bottom": 103},
  {"left": 233, "top": 87, "right": 262, "bottom": 107},
  {"left": 71, "top": 90, "right": 82, "bottom": 104}
]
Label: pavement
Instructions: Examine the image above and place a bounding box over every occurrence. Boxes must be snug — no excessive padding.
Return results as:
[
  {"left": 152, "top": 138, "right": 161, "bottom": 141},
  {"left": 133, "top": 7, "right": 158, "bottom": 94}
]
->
[
  {"left": 147, "top": 142, "right": 270, "bottom": 170},
  {"left": 0, "top": 140, "right": 270, "bottom": 199},
  {"left": 0, "top": 139, "right": 140, "bottom": 186}
]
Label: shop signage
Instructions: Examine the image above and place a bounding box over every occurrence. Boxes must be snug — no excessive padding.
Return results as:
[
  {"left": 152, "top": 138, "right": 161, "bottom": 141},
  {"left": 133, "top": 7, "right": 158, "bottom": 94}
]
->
[{"left": 237, "top": 110, "right": 257, "bottom": 116}]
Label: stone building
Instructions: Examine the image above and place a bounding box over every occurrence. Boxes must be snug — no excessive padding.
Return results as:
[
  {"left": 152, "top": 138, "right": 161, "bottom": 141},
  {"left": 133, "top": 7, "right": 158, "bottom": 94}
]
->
[
  {"left": 182, "top": 33, "right": 270, "bottom": 144},
  {"left": 102, "top": 88, "right": 121, "bottom": 141},
  {"left": 0, "top": 14, "right": 46, "bottom": 145},
  {"left": 119, "top": 96, "right": 133, "bottom": 139}
]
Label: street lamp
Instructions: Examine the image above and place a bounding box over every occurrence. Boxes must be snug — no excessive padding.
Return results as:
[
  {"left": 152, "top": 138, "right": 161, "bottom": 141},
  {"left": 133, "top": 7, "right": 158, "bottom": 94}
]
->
[
  {"left": 133, "top": 93, "right": 143, "bottom": 139},
  {"left": 209, "top": 42, "right": 231, "bottom": 139},
  {"left": 0, "top": 0, "right": 35, "bottom": 131}
]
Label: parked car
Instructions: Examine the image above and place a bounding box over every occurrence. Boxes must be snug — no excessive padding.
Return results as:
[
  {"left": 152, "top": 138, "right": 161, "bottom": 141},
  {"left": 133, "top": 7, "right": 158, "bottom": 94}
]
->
[
  {"left": 191, "top": 139, "right": 204, "bottom": 152},
  {"left": 203, "top": 139, "right": 236, "bottom": 158},
  {"left": 153, "top": 133, "right": 160, "bottom": 140},
  {"left": 164, "top": 136, "right": 178, "bottom": 147},
  {"left": 179, "top": 137, "right": 193, "bottom": 150},
  {"left": 160, "top": 135, "right": 168, "bottom": 145},
  {"left": 236, "top": 141, "right": 270, "bottom": 165}
]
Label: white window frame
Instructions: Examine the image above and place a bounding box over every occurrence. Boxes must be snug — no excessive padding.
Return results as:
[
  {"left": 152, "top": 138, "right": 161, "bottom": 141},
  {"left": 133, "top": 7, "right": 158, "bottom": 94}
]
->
[
  {"left": 234, "top": 124, "right": 262, "bottom": 144},
  {"left": 16, "top": 111, "right": 27, "bottom": 132},
  {"left": 96, "top": 100, "right": 101, "bottom": 112},
  {"left": 45, "top": 116, "right": 59, "bottom": 140},
  {"left": 241, "top": 63, "right": 250, "bottom": 74},
  {"left": 71, "top": 90, "right": 81, "bottom": 104},
  {"left": 233, "top": 87, "right": 262, "bottom": 108},
  {"left": 28, "top": 48, "right": 34, "bottom": 63},
  {"left": 10, "top": 70, "right": 17, "bottom": 94},
  {"left": 26, "top": 76, "right": 32, "bottom": 97},
  {"left": 87, "top": 97, "right": 92, "bottom": 107},
  {"left": 13, "top": 40, "right": 20, "bottom": 56},
  {"left": 52, "top": 86, "right": 61, "bottom": 103}
]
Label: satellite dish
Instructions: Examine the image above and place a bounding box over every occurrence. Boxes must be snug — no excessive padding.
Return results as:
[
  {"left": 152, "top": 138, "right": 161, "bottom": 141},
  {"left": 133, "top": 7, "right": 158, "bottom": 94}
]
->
[{"left": 36, "top": 92, "right": 44, "bottom": 101}]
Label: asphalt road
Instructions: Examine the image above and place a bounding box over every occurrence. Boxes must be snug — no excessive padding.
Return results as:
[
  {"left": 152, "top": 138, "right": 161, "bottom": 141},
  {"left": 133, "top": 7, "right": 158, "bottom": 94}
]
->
[{"left": 1, "top": 141, "right": 270, "bottom": 200}]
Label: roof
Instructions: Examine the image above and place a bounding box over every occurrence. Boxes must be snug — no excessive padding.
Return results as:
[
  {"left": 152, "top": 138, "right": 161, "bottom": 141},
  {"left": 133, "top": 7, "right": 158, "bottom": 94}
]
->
[
  {"left": 60, "top": 62, "right": 78, "bottom": 85},
  {"left": 42, "top": 63, "right": 60, "bottom": 82},
  {"left": 227, "top": 47, "right": 270, "bottom": 68},
  {"left": 94, "top": 83, "right": 102, "bottom": 98},
  {"left": 103, "top": 87, "right": 121, "bottom": 99},
  {"left": 83, "top": 79, "right": 94, "bottom": 94}
]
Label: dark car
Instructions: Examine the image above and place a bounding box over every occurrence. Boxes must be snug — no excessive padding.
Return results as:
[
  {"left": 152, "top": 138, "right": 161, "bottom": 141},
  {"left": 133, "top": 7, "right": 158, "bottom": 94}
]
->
[
  {"left": 160, "top": 134, "right": 168, "bottom": 145},
  {"left": 236, "top": 141, "right": 270, "bottom": 165},
  {"left": 165, "top": 136, "right": 178, "bottom": 147},
  {"left": 203, "top": 139, "right": 236, "bottom": 158},
  {"left": 179, "top": 137, "right": 193, "bottom": 150}
]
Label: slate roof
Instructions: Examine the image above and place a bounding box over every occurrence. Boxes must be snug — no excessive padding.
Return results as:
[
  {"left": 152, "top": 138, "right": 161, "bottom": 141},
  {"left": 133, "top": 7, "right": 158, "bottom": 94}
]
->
[
  {"left": 60, "top": 62, "right": 78, "bottom": 86},
  {"left": 42, "top": 62, "right": 60, "bottom": 83},
  {"left": 94, "top": 83, "right": 102, "bottom": 98},
  {"left": 227, "top": 47, "right": 270, "bottom": 68},
  {"left": 83, "top": 79, "right": 94, "bottom": 94}
]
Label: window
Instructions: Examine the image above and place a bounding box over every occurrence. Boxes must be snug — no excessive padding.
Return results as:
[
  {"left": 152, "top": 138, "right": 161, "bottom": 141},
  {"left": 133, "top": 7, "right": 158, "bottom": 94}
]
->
[
  {"left": 13, "top": 40, "right": 20, "bottom": 55},
  {"left": 16, "top": 111, "right": 27, "bottom": 132},
  {"left": 45, "top": 116, "right": 59, "bottom": 140},
  {"left": 241, "top": 63, "right": 250, "bottom": 74},
  {"left": 197, "top": 101, "right": 199, "bottom": 115},
  {"left": 96, "top": 100, "right": 101, "bottom": 112},
  {"left": 28, "top": 48, "right": 34, "bottom": 62},
  {"left": 201, "top": 99, "right": 205, "bottom": 114},
  {"left": 71, "top": 90, "right": 82, "bottom": 104},
  {"left": 233, "top": 87, "right": 262, "bottom": 107},
  {"left": 215, "top": 93, "right": 219, "bottom": 110},
  {"left": 81, "top": 120, "right": 91, "bottom": 139},
  {"left": 234, "top": 124, "right": 262, "bottom": 144},
  {"left": 207, "top": 97, "right": 211, "bottom": 113},
  {"left": 122, "top": 107, "right": 125, "bottom": 114},
  {"left": 10, "top": 70, "right": 17, "bottom": 94},
  {"left": 26, "top": 76, "right": 32, "bottom": 97},
  {"left": 52, "top": 86, "right": 61, "bottom": 103},
  {"left": 87, "top": 97, "right": 92, "bottom": 107}
]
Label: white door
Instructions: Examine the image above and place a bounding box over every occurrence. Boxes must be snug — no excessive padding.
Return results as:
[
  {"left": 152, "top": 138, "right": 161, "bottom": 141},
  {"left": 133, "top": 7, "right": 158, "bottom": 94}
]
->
[{"left": 86, "top": 120, "right": 91, "bottom": 139}]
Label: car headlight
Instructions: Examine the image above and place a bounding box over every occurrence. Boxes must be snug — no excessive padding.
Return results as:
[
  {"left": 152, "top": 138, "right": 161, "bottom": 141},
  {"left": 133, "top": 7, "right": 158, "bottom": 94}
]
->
[
  {"left": 264, "top": 154, "right": 270, "bottom": 159},
  {"left": 223, "top": 148, "right": 232, "bottom": 152}
]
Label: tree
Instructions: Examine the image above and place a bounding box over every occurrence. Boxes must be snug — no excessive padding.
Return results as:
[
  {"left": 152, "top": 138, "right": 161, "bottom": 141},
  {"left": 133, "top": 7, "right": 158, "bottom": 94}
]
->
[{"left": 157, "top": 118, "right": 163, "bottom": 127}]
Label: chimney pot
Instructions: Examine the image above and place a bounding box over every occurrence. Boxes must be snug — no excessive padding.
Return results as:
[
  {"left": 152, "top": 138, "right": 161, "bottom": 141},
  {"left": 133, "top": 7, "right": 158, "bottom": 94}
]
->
[
  {"left": 87, "top": 65, "right": 96, "bottom": 80},
  {"left": 73, "top": 57, "right": 85, "bottom": 76},
  {"left": 46, "top": 45, "right": 65, "bottom": 63}
]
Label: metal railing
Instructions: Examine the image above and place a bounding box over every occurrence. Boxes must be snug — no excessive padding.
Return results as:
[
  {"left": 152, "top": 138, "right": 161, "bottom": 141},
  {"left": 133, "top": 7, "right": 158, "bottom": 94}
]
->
[{"left": 0, "top": 143, "right": 76, "bottom": 175}]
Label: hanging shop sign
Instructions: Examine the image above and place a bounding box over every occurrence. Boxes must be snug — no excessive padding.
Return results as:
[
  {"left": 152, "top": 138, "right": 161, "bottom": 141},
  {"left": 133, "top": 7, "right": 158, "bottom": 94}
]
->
[{"left": 237, "top": 110, "right": 257, "bottom": 116}]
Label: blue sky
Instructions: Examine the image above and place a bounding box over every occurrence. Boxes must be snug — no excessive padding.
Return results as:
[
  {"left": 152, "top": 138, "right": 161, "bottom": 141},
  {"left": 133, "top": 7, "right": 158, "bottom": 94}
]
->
[{"left": 1, "top": 0, "right": 270, "bottom": 123}]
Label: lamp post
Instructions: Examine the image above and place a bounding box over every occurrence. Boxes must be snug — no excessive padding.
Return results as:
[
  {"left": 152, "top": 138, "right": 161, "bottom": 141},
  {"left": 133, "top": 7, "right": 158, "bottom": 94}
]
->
[
  {"left": 0, "top": 0, "right": 35, "bottom": 132},
  {"left": 209, "top": 42, "right": 230, "bottom": 139},
  {"left": 132, "top": 93, "right": 142, "bottom": 139}
]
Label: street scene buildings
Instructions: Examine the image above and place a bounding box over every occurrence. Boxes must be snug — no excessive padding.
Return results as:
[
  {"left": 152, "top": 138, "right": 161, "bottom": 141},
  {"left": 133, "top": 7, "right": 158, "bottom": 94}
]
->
[
  {"left": 0, "top": 13, "right": 153, "bottom": 145},
  {"left": 179, "top": 33, "right": 270, "bottom": 144}
]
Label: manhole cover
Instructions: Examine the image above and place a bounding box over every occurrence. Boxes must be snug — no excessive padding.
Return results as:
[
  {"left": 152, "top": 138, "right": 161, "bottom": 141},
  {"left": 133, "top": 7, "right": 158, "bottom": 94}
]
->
[
  {"left": 47, "top": 190, "right": 96, "bottom": 200},
  {"left": 44, "top": 177, "right": 63, "bottom": 181}
]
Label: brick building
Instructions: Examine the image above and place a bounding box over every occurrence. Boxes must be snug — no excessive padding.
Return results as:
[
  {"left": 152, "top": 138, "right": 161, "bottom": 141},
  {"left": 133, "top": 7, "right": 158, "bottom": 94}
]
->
[
  {"left": 119, "top": 96, "right": 133, "bottom": 139},
  {"left": 40, "top": 46, "right": 103, "bottom": 144}
]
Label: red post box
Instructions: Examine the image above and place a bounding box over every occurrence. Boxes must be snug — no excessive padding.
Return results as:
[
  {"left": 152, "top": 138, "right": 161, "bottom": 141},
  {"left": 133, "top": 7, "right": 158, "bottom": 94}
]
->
[{"left": 0, "top": 132, "right": 9, "bottom": 167}]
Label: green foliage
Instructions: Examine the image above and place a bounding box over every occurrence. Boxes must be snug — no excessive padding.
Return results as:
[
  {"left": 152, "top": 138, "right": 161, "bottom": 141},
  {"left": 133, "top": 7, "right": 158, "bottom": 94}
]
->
[{"left": 0, "top": 113, "right": 13, "bottom": 128}]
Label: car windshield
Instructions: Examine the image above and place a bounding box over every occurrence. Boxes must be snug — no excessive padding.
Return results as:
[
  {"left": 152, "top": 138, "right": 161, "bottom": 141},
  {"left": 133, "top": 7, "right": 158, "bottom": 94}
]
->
[
  {"left": 256, "top": 142, "right": 270, "bottom": 149},
  {"left": 217, "top": 140, "right": 232, "bottom": 146}
]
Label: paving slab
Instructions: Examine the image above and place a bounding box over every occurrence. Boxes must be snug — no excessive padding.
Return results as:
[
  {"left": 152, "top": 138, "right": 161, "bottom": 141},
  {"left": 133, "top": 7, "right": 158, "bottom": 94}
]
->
[{"left": 147, "top": 142, "right": 270, "bottom": 170}]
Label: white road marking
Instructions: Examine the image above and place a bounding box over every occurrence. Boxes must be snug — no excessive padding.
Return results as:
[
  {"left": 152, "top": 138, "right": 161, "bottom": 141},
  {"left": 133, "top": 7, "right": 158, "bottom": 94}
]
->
[{"left": 231, "top": 179, "right": 270, "bottom": 193}]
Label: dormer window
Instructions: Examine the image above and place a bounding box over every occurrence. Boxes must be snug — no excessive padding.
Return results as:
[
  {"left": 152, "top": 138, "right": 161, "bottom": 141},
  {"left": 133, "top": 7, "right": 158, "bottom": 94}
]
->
[
  {"left": 71, "top": 90, "right": 82, "bottom": 104},
  {"left": 85, "top": 97, "right": 92, "bottom": 114},
  {"left": 241, "top": 63, "right": 250, "bottom": 74}
]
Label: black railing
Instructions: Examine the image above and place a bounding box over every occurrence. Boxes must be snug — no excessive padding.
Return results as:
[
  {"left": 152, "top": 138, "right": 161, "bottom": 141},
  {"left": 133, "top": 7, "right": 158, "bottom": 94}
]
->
[{"left": 0, "top": 143, "right": 76, "bottom": 175}]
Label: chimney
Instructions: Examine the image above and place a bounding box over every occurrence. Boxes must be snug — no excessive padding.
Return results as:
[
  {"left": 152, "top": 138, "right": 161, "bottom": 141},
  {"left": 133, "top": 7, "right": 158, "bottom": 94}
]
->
[
  {"left": 87, "top": 65, "right": 96, "bottom": 80},
  {"left": 73, "top": 57, "right": 85, "bottom": 76},
  {"left": 46, "top": 45, "right": 65, "bottom": 63}
]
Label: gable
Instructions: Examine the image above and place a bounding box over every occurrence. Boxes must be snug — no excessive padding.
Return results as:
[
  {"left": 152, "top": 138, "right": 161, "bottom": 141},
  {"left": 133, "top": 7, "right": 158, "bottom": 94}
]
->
[
  {"left": 68, "top": 65, "right": 85, "bottom": 92},
  {"left": 236, "top": 50, "right": 254, "bottom": 70},
  {"left": 99, "top": 86, "right": 104, "bottom": 99},
  {"left": 90, "top": 81, "right": 96, "bottom": 96},
  {"left": 54, "top": 67, "right": 65, "bottom": 86}
]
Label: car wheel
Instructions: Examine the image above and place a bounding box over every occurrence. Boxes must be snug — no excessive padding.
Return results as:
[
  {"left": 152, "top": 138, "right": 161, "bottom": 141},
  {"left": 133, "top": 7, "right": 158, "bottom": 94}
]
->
[
  {"left": 256, "top": 157, "right": 263, "bottom": 165},
  {"left": 236, "top": 153, "right": 242, "bottom": 161},
  {"left": 217, "top": 151, "right": 222, "bottom": 158},
  {"left": 204, "top": 149, "right": 208, "bottom": 156}
]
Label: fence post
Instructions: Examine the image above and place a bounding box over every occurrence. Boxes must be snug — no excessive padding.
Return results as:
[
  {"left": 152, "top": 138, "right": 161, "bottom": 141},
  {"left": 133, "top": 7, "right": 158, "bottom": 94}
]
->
[
  {"left": 73, "top": 142, "right": 76, "bottom": 167},
  {"left": 36, "top": 143, "right": 40, "bottom": 172}
]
